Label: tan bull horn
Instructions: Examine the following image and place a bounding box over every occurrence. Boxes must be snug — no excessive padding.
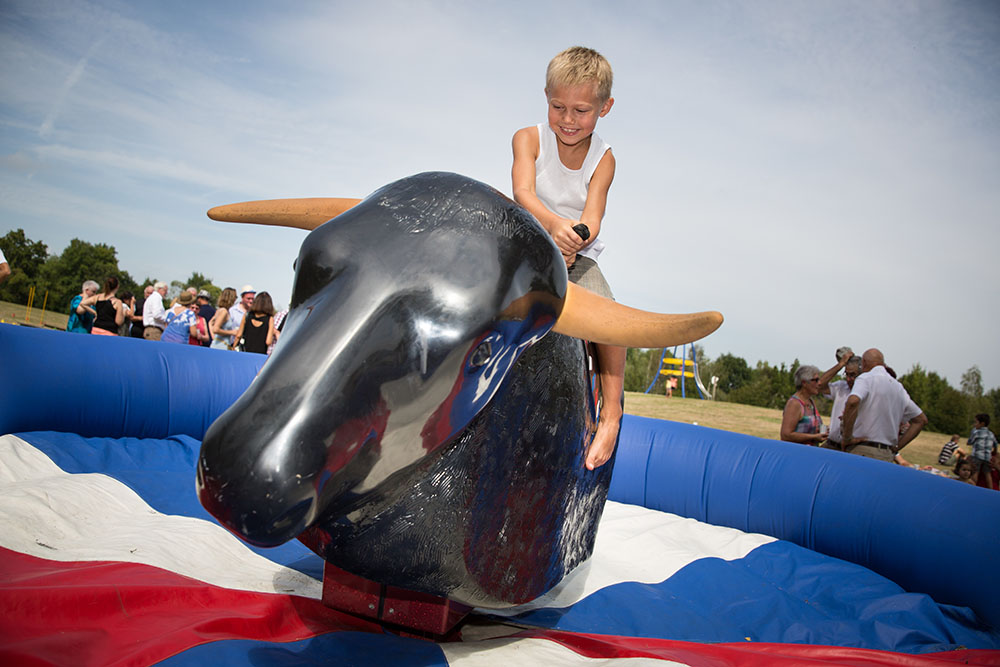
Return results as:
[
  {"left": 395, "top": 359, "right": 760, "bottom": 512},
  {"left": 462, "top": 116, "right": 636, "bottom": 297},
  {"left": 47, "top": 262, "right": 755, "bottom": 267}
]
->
[
  {"left": 553, "top": 282, "right": 723, "bottom": 347},
  {"left": 207, "top": 198, "right": 363, "bottom": 231}
]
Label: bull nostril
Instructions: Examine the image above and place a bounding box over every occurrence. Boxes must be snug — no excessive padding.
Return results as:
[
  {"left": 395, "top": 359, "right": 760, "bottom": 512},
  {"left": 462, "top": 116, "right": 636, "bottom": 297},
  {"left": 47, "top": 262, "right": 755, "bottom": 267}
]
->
[{"left": 469, "top": 340, "right": 492, "bottom": 369}]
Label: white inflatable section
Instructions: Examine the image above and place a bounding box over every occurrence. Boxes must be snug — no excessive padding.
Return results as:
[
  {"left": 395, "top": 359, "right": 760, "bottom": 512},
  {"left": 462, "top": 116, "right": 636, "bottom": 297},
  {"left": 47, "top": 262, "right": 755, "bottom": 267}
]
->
[
  {"left": 0, "top": 432, "right": 772, "bottom": 632},
  {"left": 488, "top": 500, "right": 775, "bottom": 616},
  {"left": 443, "top": 636, "right": 688, "bottom": 666},
  {"left": 0, "top": 434, "right": 323, "bottom": 599}
]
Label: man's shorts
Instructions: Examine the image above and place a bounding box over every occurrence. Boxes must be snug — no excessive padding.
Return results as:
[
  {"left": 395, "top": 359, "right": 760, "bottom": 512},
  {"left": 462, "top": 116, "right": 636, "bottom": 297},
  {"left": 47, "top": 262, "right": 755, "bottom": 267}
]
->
[
  {"left": 143, "top": 326, "right": 163, "bottom": 341},
  {"left": 568, "top": 256, "right": 614, "bottom": 300},
  {"left": 969, "top": 456, "right": 994, "bottom": 479}
]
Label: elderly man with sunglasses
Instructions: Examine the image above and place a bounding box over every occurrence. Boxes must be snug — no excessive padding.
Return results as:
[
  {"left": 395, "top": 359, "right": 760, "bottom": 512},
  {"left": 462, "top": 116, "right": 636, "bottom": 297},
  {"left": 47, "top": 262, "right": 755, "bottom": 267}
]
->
[
  {"left": 822, "top": 348, "right": 863, "bottom": 451},
  {"left": 841, "top": 348, "right": 928, "bottom": 462}
]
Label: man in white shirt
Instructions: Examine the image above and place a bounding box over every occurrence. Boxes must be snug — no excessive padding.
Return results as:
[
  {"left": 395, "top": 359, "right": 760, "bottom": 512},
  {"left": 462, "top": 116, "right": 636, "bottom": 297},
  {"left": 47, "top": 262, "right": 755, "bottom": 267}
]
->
[
  {"left": 841, "top": 348, "right": 928, "bottom": 462},
  {"left": 821, "top": 351, "right": 862, "bottom": 451},
  {"left": 229, "top": 284, "right": 255, "bottom": 334},
  {"left": 142, "top": 282, "right": 169, "bottom": 341}
]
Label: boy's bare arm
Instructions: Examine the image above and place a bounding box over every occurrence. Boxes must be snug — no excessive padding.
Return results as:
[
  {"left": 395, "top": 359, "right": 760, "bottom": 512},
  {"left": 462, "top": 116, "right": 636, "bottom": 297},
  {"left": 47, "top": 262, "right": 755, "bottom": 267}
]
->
[
  {"left": 578, "top": 150, "right": 615, "bottom": 242},
  {"left": 511, "top": 127, "right": 585, "bottom": 259}
]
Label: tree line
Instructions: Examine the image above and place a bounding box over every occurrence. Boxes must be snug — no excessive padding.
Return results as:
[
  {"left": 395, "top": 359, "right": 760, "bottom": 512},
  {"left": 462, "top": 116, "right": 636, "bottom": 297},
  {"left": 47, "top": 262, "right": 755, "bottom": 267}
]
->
[
  {"left": 626, "top": 347, "right": 999, "bottom": 437},
  {"left": 0, "top": 228, "right": 222, "bottom": 311}
]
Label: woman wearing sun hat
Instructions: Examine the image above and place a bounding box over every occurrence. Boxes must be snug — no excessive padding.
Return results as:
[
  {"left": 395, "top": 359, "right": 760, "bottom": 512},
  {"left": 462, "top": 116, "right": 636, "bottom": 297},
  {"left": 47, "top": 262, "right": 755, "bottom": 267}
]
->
[{"left": 161, "top": 291, "right": 201, "bottom": 344}]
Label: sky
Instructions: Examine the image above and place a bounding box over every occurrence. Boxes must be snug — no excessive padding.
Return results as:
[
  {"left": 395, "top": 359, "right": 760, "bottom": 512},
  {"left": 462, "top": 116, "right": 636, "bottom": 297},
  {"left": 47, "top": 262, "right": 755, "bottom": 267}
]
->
[{"left": 2, "top": 0, "right": 998, "bottom": 390}]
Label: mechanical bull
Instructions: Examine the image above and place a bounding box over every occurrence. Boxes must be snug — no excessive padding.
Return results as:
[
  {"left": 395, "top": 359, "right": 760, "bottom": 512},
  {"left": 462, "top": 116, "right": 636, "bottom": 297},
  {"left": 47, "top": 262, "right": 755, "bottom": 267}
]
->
[{"left": 197, "top": 172, "right": 722, "bottom": 609}]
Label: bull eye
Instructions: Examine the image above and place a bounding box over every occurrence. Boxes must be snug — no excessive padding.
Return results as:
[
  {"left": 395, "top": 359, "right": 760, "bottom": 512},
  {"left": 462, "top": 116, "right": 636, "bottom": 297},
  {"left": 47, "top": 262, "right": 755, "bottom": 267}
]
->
[{"left": 469, "top": 340, "right": 492, "bottom": 369}]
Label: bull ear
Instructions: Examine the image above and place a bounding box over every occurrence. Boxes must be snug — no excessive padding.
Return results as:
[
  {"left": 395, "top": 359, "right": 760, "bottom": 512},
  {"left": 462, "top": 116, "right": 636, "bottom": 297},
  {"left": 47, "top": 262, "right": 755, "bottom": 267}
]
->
[
  {"left": 553, "top": 283, "right": 723, "bottom": 348},
  {"left": 207, "top": 198, "right": 363, "bottom": 231}
]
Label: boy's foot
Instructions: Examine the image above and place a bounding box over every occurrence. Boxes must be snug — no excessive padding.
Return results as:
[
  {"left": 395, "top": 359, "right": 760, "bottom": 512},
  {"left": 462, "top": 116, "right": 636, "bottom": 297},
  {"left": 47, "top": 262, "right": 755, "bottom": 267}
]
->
[{"left": 585, "top": 410, "right": 622, "bottom": 470}]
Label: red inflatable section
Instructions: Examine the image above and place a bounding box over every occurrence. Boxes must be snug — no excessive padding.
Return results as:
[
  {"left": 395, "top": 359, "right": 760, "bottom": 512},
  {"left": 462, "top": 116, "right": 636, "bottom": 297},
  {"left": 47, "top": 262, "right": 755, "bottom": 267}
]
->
[{"left": 0, "top": 547, "right": 379, "bottom": 667}]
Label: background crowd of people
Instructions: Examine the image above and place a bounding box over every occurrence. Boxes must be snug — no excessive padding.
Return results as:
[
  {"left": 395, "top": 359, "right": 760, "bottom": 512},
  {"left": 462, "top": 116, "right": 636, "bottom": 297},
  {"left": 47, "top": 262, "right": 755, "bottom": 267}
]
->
[
  {"left": 780, "top": 346, "right": 999, "bottom": 490},
  {"left": 63, "top": 278, "right": 287, "bottom": 356}
]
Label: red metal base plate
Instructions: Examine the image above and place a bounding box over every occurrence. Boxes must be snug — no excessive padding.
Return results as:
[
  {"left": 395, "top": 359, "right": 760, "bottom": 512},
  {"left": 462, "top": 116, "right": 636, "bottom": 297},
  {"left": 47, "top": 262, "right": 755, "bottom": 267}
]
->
[{"left": 321, "top": 561, "right": 470, "bottom": 638}]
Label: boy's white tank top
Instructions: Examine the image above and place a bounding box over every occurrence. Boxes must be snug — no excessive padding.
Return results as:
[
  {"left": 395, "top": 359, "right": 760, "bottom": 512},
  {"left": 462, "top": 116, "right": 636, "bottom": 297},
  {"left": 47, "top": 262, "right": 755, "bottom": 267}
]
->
[{"left": 534, "top": 123, "right": 610, "bottom": 261}]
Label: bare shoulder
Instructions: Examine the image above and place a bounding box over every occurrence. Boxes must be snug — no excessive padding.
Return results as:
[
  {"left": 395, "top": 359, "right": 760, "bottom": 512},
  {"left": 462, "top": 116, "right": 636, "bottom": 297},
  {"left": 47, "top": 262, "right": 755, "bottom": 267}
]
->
[
  {"left": 587, "top": 149, "right": 616, "bottom": 201},
  {"left": 512, "top": 125, "right": 539, "bottom": 153},
  {"left": 513, "top": 125, "right": 538, "bottom": 141},
  {"left": 594, "top": 148, "right": 615, "bottom": 178}
]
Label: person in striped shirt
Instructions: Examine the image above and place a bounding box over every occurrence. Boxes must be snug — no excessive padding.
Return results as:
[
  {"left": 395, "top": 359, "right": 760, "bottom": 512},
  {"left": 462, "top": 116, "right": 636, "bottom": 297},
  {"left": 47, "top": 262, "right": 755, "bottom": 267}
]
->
[{"left": 937, "top": 434, "right": 966, "bottom": 466}]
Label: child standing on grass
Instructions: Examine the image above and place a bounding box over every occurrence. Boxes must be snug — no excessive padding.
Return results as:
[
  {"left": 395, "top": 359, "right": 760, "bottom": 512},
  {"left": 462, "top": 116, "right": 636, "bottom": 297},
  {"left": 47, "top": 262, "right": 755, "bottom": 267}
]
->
[
  {"left": 511, "top": 46, "right": 625, "bottom": 471},
  {"left": 967, "top": 413, "right": 999, "bottom": 490}
]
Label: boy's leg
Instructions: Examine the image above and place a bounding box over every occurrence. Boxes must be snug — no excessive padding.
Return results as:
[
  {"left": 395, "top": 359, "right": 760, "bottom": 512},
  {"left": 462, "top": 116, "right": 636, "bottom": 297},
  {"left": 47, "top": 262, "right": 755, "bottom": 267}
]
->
[
  {"left": 974, "top": 459, "right": 993, "bottom": 488},
  {"left": 586, "top": 343, "right": 626, "bottom": 470},
  {"left": 566, "top": 257, "right": 624, "bottom": 470}
]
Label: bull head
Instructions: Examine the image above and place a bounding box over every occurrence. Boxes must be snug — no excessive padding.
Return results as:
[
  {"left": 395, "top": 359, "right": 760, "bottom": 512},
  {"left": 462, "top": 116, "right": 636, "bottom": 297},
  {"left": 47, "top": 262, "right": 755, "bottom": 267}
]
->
[{"left": 197, "top": 172, "right": 721, "bottom": 606}]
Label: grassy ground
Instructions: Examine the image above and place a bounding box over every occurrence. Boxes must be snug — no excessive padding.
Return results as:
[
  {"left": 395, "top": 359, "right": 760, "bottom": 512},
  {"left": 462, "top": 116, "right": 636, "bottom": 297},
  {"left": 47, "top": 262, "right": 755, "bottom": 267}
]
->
[
  {"left": 0, "top": 299, "right": 68, "bottom": 330},
  {"left": 624, "top": 391, "right": 953, "bottom": 472}
]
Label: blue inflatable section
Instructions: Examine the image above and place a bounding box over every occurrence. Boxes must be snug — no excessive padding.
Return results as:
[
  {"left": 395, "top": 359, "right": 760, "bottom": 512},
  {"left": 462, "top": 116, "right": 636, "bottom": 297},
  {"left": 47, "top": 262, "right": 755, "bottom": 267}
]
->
[
  {"left": 500, "top": 539, "right": 996, "bottom": 651},
  {"left": 2, "top": 322, "right": 998, "bottom": 637},
  {"left": 0, "top": 324, "right": 263, "bottom": 440},
  {"left": 156, "top": 631, "right": 448, "bottom": 667}
]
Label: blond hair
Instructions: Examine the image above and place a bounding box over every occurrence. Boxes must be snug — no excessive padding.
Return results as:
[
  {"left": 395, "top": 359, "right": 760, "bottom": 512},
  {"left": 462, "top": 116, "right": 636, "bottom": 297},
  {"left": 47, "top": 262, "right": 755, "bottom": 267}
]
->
[{"left": 546, "top": 46, "right": 613, "bottom": 102}]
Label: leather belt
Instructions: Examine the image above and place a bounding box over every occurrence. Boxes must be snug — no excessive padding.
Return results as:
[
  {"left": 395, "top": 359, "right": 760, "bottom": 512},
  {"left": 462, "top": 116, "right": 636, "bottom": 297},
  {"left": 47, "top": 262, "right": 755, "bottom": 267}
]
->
[{"left": 852, "top": 440, "right": 895, "bottom": 451}]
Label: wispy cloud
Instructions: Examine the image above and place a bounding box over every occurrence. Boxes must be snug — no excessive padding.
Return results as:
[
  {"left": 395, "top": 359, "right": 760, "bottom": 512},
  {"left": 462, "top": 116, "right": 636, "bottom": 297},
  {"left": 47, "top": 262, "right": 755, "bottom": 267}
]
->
[
  {"left": 33, "top": 144, "right": 252, "bottom": 192},
  {"left": 38, "top": 36, "right": 105, "bottom": 138}
]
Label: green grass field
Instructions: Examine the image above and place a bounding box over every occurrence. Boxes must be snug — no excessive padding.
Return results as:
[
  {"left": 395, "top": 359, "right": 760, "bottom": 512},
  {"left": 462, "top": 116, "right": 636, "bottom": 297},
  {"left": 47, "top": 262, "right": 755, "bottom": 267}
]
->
[
  {"left": 1, "top": 298, "right": 957, "bottom": 474},
  {"left": 0, "top": 298, "right": 68, "bottom": 330}
]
